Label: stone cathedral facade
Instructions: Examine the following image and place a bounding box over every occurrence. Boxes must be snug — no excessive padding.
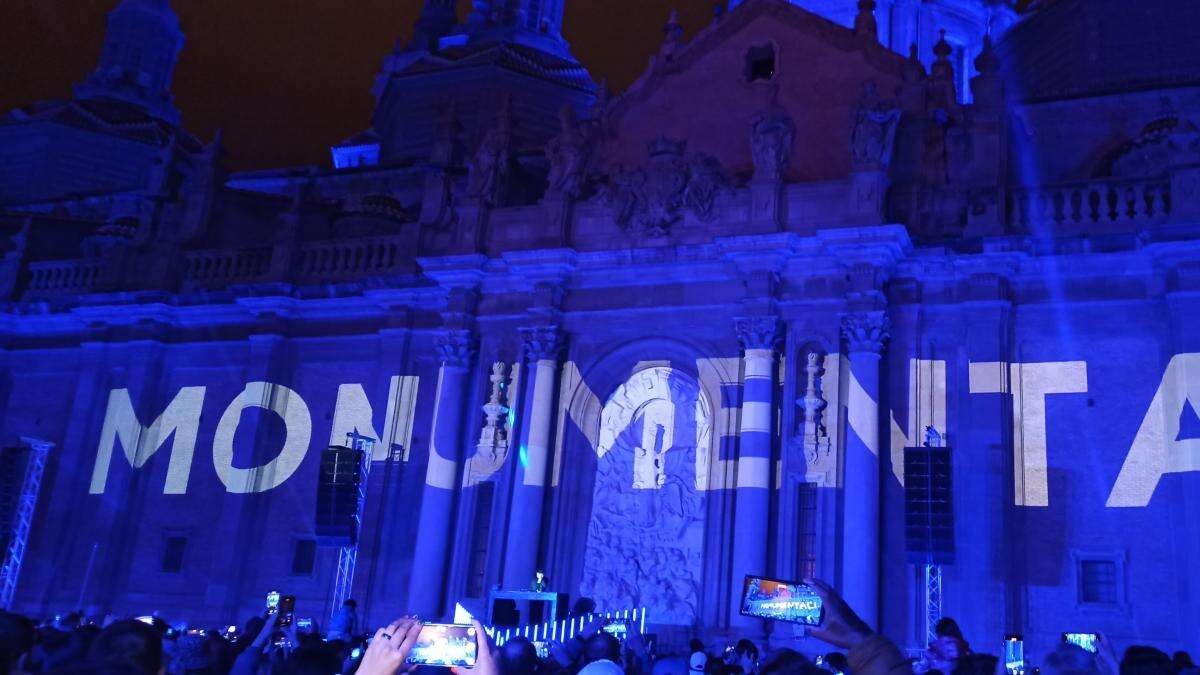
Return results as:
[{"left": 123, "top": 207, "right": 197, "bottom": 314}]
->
[{"left": 1, "top": 0, "right": 1199, "bottom": 658}]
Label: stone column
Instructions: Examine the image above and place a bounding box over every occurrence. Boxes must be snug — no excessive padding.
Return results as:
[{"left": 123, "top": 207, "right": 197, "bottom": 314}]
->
[
  {"left": 407, "top": 329, "right": 475, "bottom": 618},
  {"left": 840, "top": 311, "right": 889, "bottom": 630},
  {"left": 501, "top": 325, "right": 561, "bottom": 591},
  {"left": 730, "top": 316, "right": 780, "bottom": 628}
]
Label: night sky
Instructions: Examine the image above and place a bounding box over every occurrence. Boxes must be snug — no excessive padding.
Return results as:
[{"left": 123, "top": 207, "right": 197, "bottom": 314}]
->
[{"left": 0, "top": 0, "right": 720, "bottom": 170}]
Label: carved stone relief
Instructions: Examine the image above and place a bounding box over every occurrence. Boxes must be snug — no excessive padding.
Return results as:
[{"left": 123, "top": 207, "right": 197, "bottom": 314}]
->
[
  {"left": 600, "top": 136, "right": 730, "bottom": 238},
  {"left": 579, "top": 366, "right": 712, "bottom": 624}
]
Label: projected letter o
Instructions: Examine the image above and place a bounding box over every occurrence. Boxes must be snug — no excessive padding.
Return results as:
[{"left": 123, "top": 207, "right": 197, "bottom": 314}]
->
[{"left": 213, "top": 381, "right": 312, "bottom": 493}]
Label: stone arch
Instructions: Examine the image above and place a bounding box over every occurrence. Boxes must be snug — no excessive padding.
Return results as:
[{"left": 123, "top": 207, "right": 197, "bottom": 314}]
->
[
  {"left": 544, "top": 335, "right": 733, "bottom": 624},
  {"left": 580, "top": 364, "right": 711, "bottom": 625}
]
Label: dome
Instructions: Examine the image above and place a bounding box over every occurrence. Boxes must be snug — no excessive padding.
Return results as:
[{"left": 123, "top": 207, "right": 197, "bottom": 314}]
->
[{"left": 997, "top": 0, "right": 1200, "bottom": 102}]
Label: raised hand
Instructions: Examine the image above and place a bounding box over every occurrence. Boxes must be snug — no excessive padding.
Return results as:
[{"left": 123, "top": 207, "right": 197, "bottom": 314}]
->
[
  {"left": 356, "top": 617, "right": 422, "bottom": 675},
  {"left": 1094, "top": 633, "right": 1119, "bottom": 675},
  {"left": 804, "top": 578, "right": 873, "bottom": 650},
  {"left": 452, "top": 619, "right": 499, "bottom": 675}
]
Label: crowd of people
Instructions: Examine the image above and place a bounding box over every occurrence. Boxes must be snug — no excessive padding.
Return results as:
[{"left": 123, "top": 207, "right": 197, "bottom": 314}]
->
[{"left": 0, "top": 579, "right": 1194, "bottom": 675}]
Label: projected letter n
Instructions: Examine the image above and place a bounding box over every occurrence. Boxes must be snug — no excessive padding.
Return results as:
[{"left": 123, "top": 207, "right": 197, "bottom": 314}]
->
[
  {"left": 89, "top": 387, "right": 207, "bottom": 494},
  {"left": 212, "top": 381, "right": 312, "bottom": 493}
]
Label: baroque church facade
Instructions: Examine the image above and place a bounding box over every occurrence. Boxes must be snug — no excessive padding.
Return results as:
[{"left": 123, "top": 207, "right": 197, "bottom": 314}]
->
[{"left": 1, "top": 0, "right": 1199, "bottom": 657}]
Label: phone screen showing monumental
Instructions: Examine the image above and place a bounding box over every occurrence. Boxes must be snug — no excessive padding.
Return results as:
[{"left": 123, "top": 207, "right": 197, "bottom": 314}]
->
[
  {"left": 739, "top": 575, "right": 824, "bottom": 625},
  {"left": 406, "top": 623, "right": 478, "bottom": 668}
]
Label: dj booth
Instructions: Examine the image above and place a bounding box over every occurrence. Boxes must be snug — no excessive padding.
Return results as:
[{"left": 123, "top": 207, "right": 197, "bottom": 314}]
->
[{"left": 486, "top": 589, "right": 568, "bottom": 627}]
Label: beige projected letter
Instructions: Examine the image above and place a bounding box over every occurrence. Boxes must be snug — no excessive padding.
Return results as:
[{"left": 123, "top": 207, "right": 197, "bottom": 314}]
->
[
  {"left": 969, "top": 361, "right": 1088, "bottom": 506},
  {"left": 552, "top": 361, "right": 600, "bottom": 487},
  {"left": 887, "top": 359, "right": 948, "bottom": 486},
  {"left": 329, "top": 376, "right": 420, "bottom": 461},
  {"left": 89, "top": 387, "right": 206, "bottom": 494},
  {"left": 212, "top": 381, "right": 312, "bottom": 493},
  {"left": 1108, "top": 353, "right": 1200, "bottom": 507}
]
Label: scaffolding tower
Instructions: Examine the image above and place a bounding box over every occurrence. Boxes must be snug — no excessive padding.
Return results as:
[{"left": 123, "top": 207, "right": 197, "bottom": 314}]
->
[
  {"left": 924, "top": 562, "right": 943, "bottom": 646},
  {"left": 0, "top": 438, "right": 53, "bottom": 610},
  {"left": 330, "top": 431, "right": 374, "bottom": 618}
]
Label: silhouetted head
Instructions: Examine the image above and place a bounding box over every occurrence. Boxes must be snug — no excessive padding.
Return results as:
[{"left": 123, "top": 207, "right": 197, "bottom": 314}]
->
[
  {"left": 585, "top": 633, "right": 620, "bottom": 664},
  {"left": 935, "top": 618, "right": 964, "bottom": 641},
  {"left": 501, "top": 636, "right": 540, "bottom": 674},
  {"left": 1122, "top": 646, "right": 1173, "bottom": 675},
  {"left": 85, "top": 619, "right": 164, "bottom": 675}
]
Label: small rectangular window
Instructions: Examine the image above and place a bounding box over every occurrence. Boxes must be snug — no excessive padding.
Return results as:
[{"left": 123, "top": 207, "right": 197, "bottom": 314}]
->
[
  {"left": 162, "top": 536, "right": 187, "bottom": 573},
  {"left": 291, "top": 539, "right": 317, "bottom": 576},
  {"left": 745, "top": 44, "right": 777, "bottom": 82},
  {"left": 1080, "top": 559, "right": 1118, "bottom": 604},
  {"left": 466, "top": 482, "right": 496, "bottom": 598},
  {"left": 797, "top": 482, "right": 818, "bottom": 579}
]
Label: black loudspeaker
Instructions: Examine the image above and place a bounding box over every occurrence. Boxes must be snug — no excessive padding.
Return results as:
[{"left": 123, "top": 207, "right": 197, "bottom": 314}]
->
[
  {"left": 903, "top": 445, "right": 954, "bottom": 564},
  {"left": 315, "top": 445, "right": 365, "bottom": 547}
]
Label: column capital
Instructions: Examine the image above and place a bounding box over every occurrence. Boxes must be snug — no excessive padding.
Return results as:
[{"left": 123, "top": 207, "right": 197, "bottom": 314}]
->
[
  {"left": 841, "top": 311, "right": 890, "bottom": 354},
  {"left": 519, "top": 324, "right": 563, "bottom": 363},
  {"left": 435, "top": 329, "right": 476, "bottom": 369},
  {"left": 735, "top": 315, "right": 782, "bottom": 352}
]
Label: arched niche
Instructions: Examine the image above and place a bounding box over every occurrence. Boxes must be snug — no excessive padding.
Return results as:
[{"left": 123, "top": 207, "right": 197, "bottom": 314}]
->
[{"left": 543, "top": 336, "right": 736, "bottom": 628}]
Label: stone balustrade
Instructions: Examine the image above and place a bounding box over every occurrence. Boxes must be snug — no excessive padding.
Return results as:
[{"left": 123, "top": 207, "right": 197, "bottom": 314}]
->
[
  {"left": 294, "top": 235, "right": 409, "bottom": 282},
  {"left": 183, "top": 247, "right": 273, "bottom": 289},
  {"left": 25, "top": 259, "right": 111, "bottom": 298},
  {"left": 1007, "top": 177, "right": 1172, "bottom": 231}
]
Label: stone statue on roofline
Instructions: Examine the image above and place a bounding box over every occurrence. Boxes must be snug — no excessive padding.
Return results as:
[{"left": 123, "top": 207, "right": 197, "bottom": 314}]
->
[
  {"left": 467, "top": 97, "right": 516, "bottom": 207},
  {"left": 851, "top": 81, "right": 902, "bottom": 171},
  {"left": 750, "top": 87, "right": 796, "bottom": 183},
  {"left": 545, "top": 106, "right": 592, "bottom": 200}
]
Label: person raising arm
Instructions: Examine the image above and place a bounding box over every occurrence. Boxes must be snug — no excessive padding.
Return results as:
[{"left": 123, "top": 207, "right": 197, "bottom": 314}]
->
[{"left": 805, "top": 578, "right": 912, "bottom": 675}]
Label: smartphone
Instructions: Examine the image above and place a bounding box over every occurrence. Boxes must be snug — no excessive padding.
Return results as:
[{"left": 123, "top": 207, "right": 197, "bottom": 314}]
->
[
  {"left": 186, "top": 628, "right": 208, "bottom": 637},
  {"left": 278, "top": 595, "right": 296, "bottom": 628},
  {"left": 351, "top": 646, "right": 363, "bottom": 660},
  {"left": 739, "top": 575, "right": 824, "bottom": 625},
  {"left": 296, "top": 617, "right": 313, "bottom": 632},
  {"left": 1004, "top": 635, "right": 1025, "bottom": 675},
  {"left": 532, "top": 641, "right": 550, "bottom": 660},
  {"left": 406, "top": 623, "right": 478, "bottom": 668},
  {"left": 1063, "top": 633, "right": 1099, "bottom": 653},
  {"left": 601, "top": 621, "right": 628, "bottom": 641},
  {"left": 135, "top": 615, "right": 156, "bottom": 626},
  {"left": 266, "top": 590, "right": 280, "bottom": 615}
]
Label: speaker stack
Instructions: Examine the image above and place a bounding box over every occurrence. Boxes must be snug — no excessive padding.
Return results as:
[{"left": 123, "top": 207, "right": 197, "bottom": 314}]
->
[
  {"left": 903, "top": 444, "right": 954, "bottom": 564},
  {"left": 315, "top": 444, "right": 366, "bottom": 547}
]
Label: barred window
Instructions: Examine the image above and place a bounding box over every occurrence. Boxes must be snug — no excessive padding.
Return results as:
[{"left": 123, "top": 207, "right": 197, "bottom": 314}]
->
[
  {"left": 466, "top": 482, "right": 495, "bottom": 598},
  {"left": 1079, "top": 559, "right": 1118, "bottom": 605},
  {"left": 797, "top": 482, "right": 818, "bottom": 579}
]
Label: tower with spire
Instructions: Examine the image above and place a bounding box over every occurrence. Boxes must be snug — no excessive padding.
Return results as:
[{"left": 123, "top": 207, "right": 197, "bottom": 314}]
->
[
  {"left": 465, "top": 0, "right": 569, "bottom": 56},
  {"left": 369, "top": 0, "right": 594, "bottom": 168},
  {"left": 0, "top": 0, "right": 197, "bottom": 204},
  {"left": 74, "top": 0, "right": 185, "bottom": 125}
]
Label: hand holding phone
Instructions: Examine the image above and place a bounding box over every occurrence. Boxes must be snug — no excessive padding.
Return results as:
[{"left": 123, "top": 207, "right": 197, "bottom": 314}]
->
[
  {"left": 406, "top": 623, "right": 478, "bottom": 667},
  {"left": 1063, "top": 633, "right": 1098, "bottom": 653},
  {"left": 1005, "top": 635, "right": 1025, "bottom": 675},
  {"left": 799, "top": 578, "right": 873, "bottom": 650},
  {"left": 277, "top": 595, "right": 296, "bottom": 628},
  {"left": 357, "top": 618, "right": 423, "bottom": 675},
  {"left": 740, "top": 575, "right": 825, "bottom": 626}
]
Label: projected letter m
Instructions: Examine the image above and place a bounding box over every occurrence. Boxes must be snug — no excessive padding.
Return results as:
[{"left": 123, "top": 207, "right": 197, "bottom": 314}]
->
[{"left": 89, "top": 387, "right": 206, "bottom": 494}]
